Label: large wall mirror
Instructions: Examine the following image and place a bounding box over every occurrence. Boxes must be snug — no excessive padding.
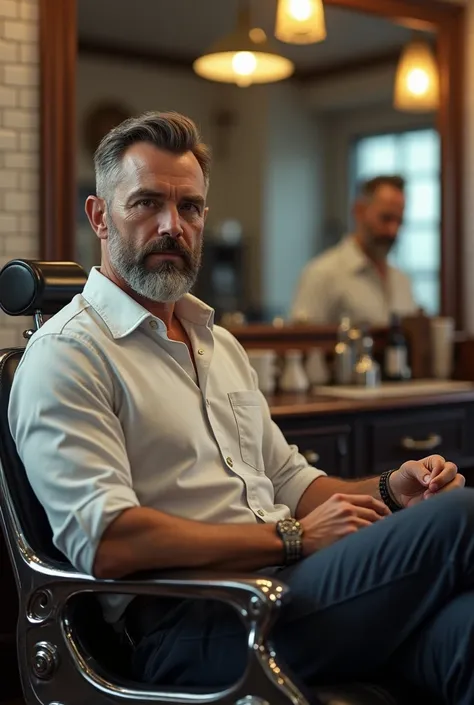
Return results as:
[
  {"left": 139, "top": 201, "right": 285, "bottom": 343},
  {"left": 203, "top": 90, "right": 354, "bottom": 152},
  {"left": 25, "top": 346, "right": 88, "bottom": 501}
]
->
[{"left": 40, "top": 0, "right": 464, "bottom": 325}]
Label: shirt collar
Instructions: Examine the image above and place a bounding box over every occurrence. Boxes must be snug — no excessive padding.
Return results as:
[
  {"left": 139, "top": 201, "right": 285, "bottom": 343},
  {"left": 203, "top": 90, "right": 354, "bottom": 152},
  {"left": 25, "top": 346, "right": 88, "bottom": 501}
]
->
[
  {"left": 339, "top": 236, "right": 372, "bottom": 273},
  {"left": 82, "top": 267, "right": 215, "bottom": 340},
  {"left": 340, "top": 235, "right": 400, "bottom": 277}
]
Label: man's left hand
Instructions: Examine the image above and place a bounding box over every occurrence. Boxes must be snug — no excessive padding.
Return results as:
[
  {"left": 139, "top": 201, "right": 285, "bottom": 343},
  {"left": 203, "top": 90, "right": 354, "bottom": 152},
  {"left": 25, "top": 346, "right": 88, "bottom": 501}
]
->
[{"left": 389, "top": 455, "right": 465, "bottom": 509}]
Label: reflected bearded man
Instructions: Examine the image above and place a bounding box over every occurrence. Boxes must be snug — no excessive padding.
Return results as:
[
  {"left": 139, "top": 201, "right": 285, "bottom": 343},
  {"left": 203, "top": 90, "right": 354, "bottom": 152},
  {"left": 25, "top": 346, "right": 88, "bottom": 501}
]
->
[
  {"left": 291, "top": 175, "right": 417, "bottom": 325},
  {"left": 8, "top": 111, "right": 474, "bottom": 705}
]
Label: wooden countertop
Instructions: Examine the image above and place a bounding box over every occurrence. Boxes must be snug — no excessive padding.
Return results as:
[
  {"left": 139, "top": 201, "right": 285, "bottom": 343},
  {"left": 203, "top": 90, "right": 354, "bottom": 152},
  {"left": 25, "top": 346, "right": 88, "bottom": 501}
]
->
[{"left": 267, "top": 387, "right": 474, "bottom": 418}]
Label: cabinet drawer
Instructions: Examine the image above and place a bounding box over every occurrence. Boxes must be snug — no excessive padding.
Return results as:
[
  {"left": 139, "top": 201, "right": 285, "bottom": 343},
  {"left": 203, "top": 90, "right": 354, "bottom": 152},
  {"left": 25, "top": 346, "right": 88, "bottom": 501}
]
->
[
  {"left": 367, "top": 409, "right": 466, "bottom": 471},
  {"left": 284, "top": 425, "right": 351, "bottom": 478}
]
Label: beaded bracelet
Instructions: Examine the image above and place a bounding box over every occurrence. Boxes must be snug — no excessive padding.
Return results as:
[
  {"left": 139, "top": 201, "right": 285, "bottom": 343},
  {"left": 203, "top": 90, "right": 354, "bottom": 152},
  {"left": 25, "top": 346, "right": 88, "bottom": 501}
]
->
[{"left": 379, "top": 469, "right": 403, "bottom": 512}]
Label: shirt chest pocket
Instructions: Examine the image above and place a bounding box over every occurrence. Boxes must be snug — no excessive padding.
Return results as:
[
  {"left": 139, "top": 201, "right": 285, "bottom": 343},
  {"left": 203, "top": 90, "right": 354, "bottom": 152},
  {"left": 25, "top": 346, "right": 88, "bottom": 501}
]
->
[{"left": 228, "top": 391, "right": 265, "bottom": 473}]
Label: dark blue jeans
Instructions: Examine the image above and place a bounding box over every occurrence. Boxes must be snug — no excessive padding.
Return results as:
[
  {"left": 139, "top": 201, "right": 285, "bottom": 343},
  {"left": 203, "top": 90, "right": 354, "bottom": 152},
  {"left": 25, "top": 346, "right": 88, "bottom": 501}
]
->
[{"left": 131, "top": 488, "right": 474, "bottom": 704}]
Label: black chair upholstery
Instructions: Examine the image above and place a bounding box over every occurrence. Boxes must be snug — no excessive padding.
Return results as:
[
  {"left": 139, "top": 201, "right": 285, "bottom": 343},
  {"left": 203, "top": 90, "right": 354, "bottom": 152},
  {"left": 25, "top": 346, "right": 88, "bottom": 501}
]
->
[
  {"left": 0, "top": 259, "right": 440, "bottom": 705},
  {"left": 0, "top": 259, "right": 87, "bottom": 316}
]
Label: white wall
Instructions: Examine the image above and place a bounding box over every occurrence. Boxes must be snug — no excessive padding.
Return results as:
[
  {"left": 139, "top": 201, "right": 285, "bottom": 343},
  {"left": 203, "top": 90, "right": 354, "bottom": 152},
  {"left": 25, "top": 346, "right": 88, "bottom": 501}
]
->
[
  {"left": 263, "top": 81, "right": 323, "bottom": 316},
  {"left": 204, "top": 82, "right": 270, "bottom": 306},
  {"left": 307, "top": 63, "right": 398, "bottom": 112}
]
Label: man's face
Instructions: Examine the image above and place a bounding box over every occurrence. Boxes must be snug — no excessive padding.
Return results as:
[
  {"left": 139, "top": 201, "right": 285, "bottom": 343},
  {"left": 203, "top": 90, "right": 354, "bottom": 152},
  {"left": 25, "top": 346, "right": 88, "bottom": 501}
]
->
[
  {"left": 356, "top": 184, "right": 405, "bottom": 261},
  {"left": 102, "top": 142, "right": 207, "bottom": 303}
]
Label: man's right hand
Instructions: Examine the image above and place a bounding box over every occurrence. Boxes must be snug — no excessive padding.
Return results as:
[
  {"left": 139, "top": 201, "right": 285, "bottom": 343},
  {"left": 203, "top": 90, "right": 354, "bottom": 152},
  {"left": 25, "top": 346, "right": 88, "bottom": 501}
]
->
[{"left": 300, "top": 493, "right": 390, "bottom": 556}]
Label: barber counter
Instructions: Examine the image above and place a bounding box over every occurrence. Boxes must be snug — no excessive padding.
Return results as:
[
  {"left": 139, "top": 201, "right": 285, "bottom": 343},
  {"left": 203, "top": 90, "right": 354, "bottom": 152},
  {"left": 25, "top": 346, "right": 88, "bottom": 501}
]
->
[{"left": 270, "top": 384, "right": 474, "bottom": 480}]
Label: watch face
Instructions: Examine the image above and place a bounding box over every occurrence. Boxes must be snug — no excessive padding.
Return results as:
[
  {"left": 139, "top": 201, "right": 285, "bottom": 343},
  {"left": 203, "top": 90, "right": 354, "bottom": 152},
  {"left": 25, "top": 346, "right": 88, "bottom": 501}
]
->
[{"left": 280, "top": 518, "right": 301, "bottom": 536}]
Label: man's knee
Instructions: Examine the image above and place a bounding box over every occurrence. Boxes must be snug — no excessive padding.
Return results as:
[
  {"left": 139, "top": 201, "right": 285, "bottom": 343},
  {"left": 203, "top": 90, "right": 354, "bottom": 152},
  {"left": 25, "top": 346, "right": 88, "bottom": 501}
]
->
[{"left": 416, "top": 487, "right": 474, "bottom": 527}]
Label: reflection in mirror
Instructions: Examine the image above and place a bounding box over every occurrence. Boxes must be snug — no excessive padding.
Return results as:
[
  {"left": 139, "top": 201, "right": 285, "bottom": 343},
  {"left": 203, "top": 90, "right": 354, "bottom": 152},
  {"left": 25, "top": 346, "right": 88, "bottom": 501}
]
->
[{"left": 75, "top": 0, "right": 440, "bottom": 324}]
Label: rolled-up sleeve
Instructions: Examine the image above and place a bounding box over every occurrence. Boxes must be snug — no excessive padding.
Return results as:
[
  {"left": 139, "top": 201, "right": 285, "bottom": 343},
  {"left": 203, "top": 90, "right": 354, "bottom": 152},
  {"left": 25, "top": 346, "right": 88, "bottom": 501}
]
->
[
  {"left": 250, "top": 368, "right": 326, "bottom": 514},
  {"left": 8, "top": 333, "right": 140, "bottom": 575},
  {"left": 261, "top": 408, "right": 326, "bottom": 515}
]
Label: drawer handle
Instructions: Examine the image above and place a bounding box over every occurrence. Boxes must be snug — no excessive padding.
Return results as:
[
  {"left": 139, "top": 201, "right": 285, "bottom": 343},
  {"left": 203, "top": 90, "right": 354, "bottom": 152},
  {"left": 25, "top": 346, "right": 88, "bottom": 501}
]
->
[
  {"left": 303, "top": 450, "right": 320, "bottom": 465},
  {"left": 400, "top": 434, "right": 442, "bottom": 451}
]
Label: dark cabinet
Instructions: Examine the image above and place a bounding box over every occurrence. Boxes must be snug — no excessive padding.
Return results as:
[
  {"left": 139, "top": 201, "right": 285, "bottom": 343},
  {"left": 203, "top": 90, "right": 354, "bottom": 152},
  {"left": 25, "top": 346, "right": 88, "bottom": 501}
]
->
[
  {"left": 274, "top": 396, "right": 474, "bottom": 482},
  {"left": 284, "top": 424, "right": 352, "bottom": 478},
  {"left": 362, "top": 408, "right": 468, "bottom": 475}
]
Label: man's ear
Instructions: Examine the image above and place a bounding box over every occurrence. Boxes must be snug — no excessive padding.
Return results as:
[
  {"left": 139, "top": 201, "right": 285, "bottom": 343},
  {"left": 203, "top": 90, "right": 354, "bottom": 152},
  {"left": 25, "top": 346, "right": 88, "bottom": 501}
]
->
[
  {"left": 352, "top": 198, "right": 365, "bottom": 224},
  {"left": 85, "top": 196, "right": 109, "bottom": 241}
]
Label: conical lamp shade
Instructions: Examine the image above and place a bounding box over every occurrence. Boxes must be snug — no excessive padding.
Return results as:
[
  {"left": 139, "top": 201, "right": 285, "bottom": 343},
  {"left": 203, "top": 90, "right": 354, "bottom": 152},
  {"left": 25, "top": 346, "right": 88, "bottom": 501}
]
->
[
  {"left": 394, "top": 39, "right": 439, "bottom": 112},
  {"left": 193, "top": 6, "right": 294, "bottom": 87},
  {"left": 275, "top": 0, "right": 326, "bottom": 45}
]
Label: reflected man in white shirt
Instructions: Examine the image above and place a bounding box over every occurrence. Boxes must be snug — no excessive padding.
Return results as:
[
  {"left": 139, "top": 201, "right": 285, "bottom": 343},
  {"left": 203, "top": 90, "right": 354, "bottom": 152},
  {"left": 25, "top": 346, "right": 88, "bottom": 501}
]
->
[{"left": 291, "top": 175, "right": 417, "bottom": 325}]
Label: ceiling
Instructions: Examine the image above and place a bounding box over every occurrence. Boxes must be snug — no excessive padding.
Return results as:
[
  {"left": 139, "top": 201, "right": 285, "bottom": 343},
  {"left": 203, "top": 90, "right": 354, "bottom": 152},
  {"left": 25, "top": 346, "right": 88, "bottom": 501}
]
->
[{"left": 77, "top": 0, "right": 434, "bottom": 73}]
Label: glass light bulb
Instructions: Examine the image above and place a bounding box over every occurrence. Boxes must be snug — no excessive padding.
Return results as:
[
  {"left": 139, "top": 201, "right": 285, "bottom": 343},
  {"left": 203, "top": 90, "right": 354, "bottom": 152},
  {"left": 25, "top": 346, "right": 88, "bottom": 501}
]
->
[
  {"left": 232, "top": 51, "right": 257, "bottom": 77},
  {"left": 288, "top": 0, "right": 312, "bottom": 22},
  {"left": 407, "top": 68, "right": 430, "bottom": 96}
]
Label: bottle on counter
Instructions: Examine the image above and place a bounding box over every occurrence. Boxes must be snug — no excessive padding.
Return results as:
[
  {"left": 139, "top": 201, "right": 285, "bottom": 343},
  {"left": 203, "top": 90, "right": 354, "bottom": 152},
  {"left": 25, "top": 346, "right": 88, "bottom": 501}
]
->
[
  {"left": 348, "top": 322, "right": 363, "bottom": 359},
  {"left": 279, "top": 349, "right": 309, "bottom": 393},
  {"left": 384, "top": 313, "right": 409, "bottom": 381},
  {"left": 333, "top": 316, "right": 354, "bottom": 385},
  {"left": 354, "top": 332, "right": 381, "bottom": 387}
]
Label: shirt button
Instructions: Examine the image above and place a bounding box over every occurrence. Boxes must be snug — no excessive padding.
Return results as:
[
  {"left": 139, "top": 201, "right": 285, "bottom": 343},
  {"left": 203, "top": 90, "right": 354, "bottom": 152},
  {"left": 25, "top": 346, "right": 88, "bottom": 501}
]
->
[
  {"left": 198, "top": 349, "right": 205, "bottom": 355},
  {"left": 226, "top": 456, "right": 234, "bottom": 468},
  {"left": 257, "top": 509, "right": 265, "bottom": 517},
  {"left": 149, "top": 320, "right": 158, "bottom": 330}
]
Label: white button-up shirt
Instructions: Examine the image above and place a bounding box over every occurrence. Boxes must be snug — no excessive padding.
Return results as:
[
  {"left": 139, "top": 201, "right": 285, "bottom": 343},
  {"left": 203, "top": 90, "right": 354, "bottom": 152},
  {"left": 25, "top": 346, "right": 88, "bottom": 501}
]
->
[
  {"left": 8, "top": 268, "right": 324, "bottom": 620},
  {"left": 291, "top": 236, "right": 417, "bottom": 325}
]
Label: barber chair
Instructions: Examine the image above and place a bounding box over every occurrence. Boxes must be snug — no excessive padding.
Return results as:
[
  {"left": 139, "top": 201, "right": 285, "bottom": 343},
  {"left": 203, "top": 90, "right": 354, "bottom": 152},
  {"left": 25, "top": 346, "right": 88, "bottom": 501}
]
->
[{"left": 0, "top": 259, "right": 439, "bottom": 705}]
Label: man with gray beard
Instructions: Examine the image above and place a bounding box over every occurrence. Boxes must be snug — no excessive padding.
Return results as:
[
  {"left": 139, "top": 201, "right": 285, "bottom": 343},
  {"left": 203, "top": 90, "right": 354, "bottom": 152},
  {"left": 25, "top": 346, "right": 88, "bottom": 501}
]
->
[
  {"left": 105, "top": 206, "right": 202, "bottom": 304},
  {"left": 8, "top": 111, "right": 474, "bottom": 705}
]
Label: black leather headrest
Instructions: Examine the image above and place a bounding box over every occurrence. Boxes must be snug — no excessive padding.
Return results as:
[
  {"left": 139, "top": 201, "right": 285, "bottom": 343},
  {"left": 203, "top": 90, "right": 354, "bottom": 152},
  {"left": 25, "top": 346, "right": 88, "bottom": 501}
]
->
[{"left": 0, "top": 259, "right": 87, "bottom": 316}]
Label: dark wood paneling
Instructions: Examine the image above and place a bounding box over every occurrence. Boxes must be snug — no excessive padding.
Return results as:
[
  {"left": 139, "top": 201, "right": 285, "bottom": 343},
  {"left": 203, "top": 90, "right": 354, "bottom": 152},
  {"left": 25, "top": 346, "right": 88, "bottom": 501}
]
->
[
  {"left": 39, "top": 0, "right": 77, "bottom": 260},
  {"left": 437, "top": 7, "right": 465, "bottom": 326},
  {"left": 323, "top": 0, "right": 460, "bottom": 23}
]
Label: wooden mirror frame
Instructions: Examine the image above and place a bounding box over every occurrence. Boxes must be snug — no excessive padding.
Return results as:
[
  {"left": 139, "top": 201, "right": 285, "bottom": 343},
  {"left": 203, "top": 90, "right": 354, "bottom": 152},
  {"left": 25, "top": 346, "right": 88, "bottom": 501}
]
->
[{"left": 39, "top": 0, "right": 465, "bottom": 325}]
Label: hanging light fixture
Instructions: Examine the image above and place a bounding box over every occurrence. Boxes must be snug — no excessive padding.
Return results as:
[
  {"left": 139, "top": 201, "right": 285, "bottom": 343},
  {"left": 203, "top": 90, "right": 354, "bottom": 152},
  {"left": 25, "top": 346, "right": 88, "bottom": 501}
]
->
[
  {"left": 193, "top": 2, "right": 294, "bottom": 87},
  {"left": 275, "top": 0, "right": 326, "bottom": 45},
  {"left": 394, "top": 38, "right": 439, "bottom": 112}
]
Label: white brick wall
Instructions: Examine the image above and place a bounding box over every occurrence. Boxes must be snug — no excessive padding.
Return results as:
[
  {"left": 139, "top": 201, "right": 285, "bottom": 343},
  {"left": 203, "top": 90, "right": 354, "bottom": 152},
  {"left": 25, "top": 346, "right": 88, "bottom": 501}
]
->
[{"left": 0, "top": 0, "right": 39, "bottom": 347}]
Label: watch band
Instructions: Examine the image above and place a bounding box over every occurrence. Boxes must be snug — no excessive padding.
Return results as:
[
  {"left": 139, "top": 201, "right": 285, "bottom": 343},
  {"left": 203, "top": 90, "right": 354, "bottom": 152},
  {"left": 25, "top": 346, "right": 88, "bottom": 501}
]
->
[
  {"left": 276, "top": 517, "right": 303, "bottom": 564},
  {"left": 379, "top": 469, "right": 403, "bottom": 512}
]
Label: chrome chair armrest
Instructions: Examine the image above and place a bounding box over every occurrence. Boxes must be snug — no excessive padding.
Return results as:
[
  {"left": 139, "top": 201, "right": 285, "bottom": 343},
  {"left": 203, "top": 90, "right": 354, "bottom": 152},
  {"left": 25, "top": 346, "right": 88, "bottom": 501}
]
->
[{"left": 19, "top": 562, "right": 312, "bottom": 705}]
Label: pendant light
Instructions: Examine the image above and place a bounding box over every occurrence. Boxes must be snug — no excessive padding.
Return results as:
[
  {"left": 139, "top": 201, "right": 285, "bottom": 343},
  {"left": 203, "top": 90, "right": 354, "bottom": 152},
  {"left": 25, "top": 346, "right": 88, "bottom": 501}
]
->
[
  {"left": 193, "top": 2, "right": 294, "bottom": 87},
  {"left": 394, "top": 38, "right": 439, "bottom": 112},
  {"left": 275, "top": 0, "right": 327, "bottom": 45}
]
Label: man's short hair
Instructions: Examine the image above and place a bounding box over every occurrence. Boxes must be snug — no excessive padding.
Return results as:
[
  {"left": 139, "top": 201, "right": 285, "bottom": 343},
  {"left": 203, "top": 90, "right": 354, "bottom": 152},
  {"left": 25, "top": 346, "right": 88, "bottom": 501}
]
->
[
  {"left": 357, "top": 175, "right": 405, "bottom": 200},
  {"left": 94, "top": 110, "right": 212, "bottom": 202}
]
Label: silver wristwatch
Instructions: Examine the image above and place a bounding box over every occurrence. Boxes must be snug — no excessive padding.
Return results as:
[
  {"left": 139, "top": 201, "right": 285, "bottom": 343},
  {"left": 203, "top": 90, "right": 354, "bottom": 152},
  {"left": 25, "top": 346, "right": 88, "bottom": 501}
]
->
[{"left": 276, "top": 517, "right": 303, "bottom": 564}]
